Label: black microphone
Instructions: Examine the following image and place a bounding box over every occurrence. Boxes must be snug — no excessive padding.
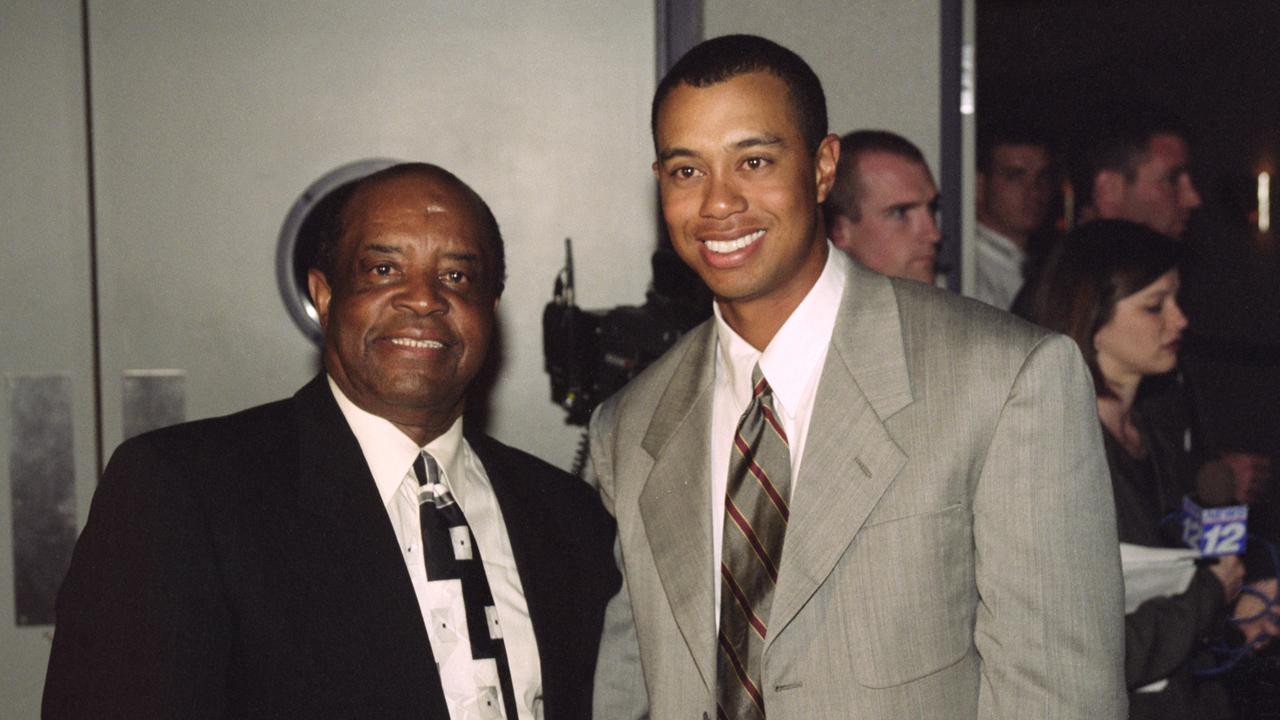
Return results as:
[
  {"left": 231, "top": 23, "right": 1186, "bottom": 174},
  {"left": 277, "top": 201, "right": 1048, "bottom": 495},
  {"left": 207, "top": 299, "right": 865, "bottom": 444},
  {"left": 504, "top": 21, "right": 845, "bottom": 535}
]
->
[
  {"left": 1181, "top": 461, "right": 1248, "bottom": 557},
  {"left": 1196, "top": 461, "right": 1238, "bottom": 506}
]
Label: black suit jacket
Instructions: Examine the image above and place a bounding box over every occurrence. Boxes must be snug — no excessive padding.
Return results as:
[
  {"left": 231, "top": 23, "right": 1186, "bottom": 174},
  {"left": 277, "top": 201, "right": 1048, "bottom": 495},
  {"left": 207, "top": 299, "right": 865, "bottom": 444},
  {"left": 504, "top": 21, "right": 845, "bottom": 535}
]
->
[{"left": 43, "top": 375, "right": 618, "bottom": 719}]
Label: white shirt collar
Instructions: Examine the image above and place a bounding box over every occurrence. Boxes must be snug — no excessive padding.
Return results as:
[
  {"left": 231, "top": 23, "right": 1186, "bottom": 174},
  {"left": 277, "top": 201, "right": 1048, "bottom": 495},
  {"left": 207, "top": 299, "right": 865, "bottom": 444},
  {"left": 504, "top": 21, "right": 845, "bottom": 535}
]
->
[
  {"left": 327, "top": 376, "right": 466, "bottom": 507},
  {"left": 713, "top": 243, "right": 847, "bottom": 420},
  {"left": 975, "top": 221, "right": 1027, "bottom": 264}
]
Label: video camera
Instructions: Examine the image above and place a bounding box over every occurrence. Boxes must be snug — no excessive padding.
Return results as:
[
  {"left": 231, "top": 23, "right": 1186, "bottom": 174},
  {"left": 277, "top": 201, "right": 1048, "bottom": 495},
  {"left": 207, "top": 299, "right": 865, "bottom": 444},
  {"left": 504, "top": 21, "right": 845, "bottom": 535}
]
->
[{"left": 542, "top": 239, "right": 710, "bottom": 427}]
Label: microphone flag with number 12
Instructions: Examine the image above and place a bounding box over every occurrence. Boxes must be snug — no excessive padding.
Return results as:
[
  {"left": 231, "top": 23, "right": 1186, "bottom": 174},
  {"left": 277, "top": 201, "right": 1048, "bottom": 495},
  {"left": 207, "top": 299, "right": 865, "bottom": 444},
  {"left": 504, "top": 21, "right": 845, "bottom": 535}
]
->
[{"left": 1181, "top": 496, "right": 1247, "bottom": 557}]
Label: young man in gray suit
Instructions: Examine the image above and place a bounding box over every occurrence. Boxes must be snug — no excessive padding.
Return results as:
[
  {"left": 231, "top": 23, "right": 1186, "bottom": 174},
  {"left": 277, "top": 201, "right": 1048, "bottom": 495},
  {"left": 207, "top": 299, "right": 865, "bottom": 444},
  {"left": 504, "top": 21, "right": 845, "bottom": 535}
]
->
[{"left": 591, "top": 35, "right": 1126, "bottom": 719}]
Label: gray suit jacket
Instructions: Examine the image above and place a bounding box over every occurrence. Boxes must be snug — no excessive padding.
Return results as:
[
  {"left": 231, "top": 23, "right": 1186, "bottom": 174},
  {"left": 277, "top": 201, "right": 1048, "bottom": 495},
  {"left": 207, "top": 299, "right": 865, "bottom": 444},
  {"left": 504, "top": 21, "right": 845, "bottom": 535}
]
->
[{"left": 590, "top": 259, "right": 1127, "bottom": 719}]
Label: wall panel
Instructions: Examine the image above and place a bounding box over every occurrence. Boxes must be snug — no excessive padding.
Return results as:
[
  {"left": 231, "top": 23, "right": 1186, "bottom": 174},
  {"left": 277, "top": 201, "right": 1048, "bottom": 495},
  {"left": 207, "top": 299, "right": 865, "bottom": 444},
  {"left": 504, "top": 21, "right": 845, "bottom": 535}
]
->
[{"left": 0, "top": 2, "right": 95, "bottom": 714}]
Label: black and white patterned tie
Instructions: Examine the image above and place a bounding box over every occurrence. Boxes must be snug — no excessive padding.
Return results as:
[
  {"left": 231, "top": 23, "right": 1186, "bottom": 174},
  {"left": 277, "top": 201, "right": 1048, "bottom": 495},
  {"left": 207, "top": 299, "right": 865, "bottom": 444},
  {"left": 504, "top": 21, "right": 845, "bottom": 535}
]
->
[{"left": 414, "top": 452, "right": 519, "bottom": 719}]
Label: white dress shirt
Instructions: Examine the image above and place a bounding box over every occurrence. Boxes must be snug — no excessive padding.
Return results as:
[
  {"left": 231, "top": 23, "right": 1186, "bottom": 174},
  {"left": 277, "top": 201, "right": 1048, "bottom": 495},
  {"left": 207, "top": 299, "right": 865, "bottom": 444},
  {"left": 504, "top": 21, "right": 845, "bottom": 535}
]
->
[
  {"left": 970, "top": 222, "right": 1027, "bottom": 310},
  {"left": 329, "top": 377, "right": 543, "bottom": 720},
  {"left": 709, "top": 245, "right": 847, "bottom": 616}
]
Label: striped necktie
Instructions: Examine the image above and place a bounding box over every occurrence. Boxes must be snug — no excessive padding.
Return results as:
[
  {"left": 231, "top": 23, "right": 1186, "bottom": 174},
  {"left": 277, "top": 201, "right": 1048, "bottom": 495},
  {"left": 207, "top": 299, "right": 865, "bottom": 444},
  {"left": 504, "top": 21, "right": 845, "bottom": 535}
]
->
[{"left": 717, "top": 364, "right": 791, "bottom": 720}]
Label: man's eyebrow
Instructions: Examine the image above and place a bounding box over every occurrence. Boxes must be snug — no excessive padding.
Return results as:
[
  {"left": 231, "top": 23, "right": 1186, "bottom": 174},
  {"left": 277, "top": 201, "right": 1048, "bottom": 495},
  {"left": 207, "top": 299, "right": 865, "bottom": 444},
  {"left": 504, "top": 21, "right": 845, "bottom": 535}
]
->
[
  {"left": 440, "top": 251, "right": 481, "bottom": 263},
  {"left": 363, "top": 243, "right": 403, "bottom": 255},
  {"left": 657, "top": 134, "right": 784, "bottom": 163},
  {"left": 657, "top": 146, "right": 697, "bottom": 163},
  {"left": 731, "top": 134, "right": 783, "bottom": 151},
  {"left": 881, "top": 194, "right": 940, "bottom": 216}
]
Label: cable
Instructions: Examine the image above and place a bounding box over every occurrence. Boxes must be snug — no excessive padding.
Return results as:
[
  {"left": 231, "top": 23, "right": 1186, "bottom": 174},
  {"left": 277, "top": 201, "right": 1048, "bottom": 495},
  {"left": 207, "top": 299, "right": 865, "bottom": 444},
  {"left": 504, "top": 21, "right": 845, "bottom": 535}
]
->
[{"left": 570, "top": 428, "right": 591, "bottom": 479}]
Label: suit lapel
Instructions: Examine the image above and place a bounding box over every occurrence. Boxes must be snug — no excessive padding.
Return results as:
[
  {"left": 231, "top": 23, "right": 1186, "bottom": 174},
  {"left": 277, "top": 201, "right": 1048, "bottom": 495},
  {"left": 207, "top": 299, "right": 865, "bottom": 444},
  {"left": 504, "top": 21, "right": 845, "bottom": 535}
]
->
[
  {"left": 767, "top": 266, "right": 912, "bottom": 647},
  {"left": 291, "top": 376, "right": 449, "bottom": 716},
  {"left": 294, "top": 377, "right": 422, "bottom": 621},
  {"left": 638, "top": 323, "right": 719, "bottom": 691}
]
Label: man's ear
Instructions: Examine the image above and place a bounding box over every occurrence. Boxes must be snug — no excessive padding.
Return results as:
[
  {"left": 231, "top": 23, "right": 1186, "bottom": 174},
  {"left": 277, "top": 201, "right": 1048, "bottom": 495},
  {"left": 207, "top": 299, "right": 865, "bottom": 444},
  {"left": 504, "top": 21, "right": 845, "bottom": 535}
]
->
[
  {"left": 814, "top": 133, "right": 841, "bottom": 204},
  {"left": 1093, "top": 170, "right": 1126, "bottom": 217},
  {"left": 307, "top": 268, "right": 333, "bottom": 331}
]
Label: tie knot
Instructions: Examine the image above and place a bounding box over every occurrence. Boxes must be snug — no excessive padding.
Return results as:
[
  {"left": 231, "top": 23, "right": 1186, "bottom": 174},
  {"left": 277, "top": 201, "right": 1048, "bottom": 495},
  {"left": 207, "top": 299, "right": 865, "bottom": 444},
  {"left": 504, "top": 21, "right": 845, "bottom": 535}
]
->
[
  {"left": 412, "top": 451, "right": 440, "bottom": 487},
  {"left": 751, "top": 364, "right": 772, "bottom": 401}
]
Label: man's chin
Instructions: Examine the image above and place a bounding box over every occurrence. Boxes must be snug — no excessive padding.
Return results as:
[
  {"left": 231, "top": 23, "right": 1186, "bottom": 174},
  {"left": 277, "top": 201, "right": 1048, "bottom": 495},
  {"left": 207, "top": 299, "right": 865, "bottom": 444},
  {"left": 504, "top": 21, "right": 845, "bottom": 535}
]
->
[
  {"left": 376, "top": 387, "right": 467, "bottom": 432},
  {"left": 904, "top": 262, "right": 936, "bottom": 284},
  {"left": 349, "top": 372, "right": 462, "bottom": 409}
]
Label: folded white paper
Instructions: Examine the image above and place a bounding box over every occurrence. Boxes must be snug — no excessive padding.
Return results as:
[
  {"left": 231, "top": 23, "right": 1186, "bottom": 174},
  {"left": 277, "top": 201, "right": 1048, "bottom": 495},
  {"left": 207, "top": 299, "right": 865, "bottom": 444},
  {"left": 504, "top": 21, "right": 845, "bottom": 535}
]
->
[{"left": 1118, "top": 543, "right": 1201, "bottom": 693}]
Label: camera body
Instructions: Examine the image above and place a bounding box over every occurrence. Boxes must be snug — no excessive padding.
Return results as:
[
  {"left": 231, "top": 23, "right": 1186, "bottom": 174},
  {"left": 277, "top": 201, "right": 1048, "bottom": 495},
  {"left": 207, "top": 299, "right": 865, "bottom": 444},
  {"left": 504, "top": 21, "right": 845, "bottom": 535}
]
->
[{"left": 543, "top": 244, "right": 710, "bottom": 426}]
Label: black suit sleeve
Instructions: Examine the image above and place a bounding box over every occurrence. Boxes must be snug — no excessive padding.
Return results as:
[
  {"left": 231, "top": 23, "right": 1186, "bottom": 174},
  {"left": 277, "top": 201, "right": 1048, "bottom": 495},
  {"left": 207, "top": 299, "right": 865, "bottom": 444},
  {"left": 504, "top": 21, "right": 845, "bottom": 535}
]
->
[
  {"left": 1123, "top": 566, "right": 1226, "bottom": 689},
  {"left": 43, "top": 434, "right": 233, "bottom": 719}
]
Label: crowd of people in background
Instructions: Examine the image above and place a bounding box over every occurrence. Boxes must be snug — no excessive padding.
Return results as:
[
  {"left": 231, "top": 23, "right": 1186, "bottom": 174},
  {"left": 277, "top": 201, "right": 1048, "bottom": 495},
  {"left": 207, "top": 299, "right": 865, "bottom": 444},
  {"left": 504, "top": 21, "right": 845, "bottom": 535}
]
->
[{"left": 825, "top": 114, "right": 1279, "bottom": 719}]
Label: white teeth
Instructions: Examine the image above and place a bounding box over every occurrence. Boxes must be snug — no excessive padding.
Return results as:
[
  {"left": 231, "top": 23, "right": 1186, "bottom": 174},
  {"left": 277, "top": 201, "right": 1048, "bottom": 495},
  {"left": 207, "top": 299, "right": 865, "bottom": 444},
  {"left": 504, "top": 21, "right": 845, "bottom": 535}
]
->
[
  {"left": 705, "top": 229, "right": 764, "bottom": 254},
  {"left": 390, "top": 338, "right": 444, "bottom": 349}
]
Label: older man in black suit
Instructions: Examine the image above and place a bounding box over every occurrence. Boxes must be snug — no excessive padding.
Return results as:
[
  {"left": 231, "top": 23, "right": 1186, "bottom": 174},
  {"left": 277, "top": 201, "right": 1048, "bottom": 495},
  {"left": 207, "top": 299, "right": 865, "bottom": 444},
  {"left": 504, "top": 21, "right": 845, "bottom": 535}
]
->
[{"left": 43, "top": 163, "right": 618, "bottom": 720}]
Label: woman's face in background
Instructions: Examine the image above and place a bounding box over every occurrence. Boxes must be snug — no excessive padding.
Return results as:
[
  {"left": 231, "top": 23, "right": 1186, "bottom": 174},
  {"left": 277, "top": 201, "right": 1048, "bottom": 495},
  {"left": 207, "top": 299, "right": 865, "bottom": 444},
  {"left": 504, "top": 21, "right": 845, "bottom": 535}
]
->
[{"left": 1093, "top": 269, "right": 1188, "bottom": 384}]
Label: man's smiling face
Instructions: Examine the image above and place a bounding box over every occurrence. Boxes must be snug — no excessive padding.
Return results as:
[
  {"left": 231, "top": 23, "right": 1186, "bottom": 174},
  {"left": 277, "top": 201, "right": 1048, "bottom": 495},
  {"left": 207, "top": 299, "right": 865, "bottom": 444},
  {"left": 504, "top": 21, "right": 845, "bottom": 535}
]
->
[
  {"left": 653, "top": 71, "right": 837, "bottom": 329},
  {"left": 309, "top": 171, "right": 498, "bottom": 439}
]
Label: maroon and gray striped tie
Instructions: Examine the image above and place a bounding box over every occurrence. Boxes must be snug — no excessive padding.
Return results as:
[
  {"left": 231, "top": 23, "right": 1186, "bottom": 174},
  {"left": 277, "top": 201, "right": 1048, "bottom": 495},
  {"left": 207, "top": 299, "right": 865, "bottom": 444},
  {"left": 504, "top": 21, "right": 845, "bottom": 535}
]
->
[{"left": 717, "top": 364, "right": 791, "bottom": 720}]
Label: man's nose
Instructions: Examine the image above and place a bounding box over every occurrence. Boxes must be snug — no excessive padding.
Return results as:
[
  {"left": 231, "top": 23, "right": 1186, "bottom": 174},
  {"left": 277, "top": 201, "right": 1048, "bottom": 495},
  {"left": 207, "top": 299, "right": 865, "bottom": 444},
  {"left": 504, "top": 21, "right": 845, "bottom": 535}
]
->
[
  {"left": 921, "top": 212, "right": 942, "bottom": 245},
  {"left": 1180, "top": 175, "right": 1203, "bottom": 210},
  {"left": 396, "top": 275, "right": 447, "bottom": 315},
  {"left": 699, "top": 173, "right": 747, "bottom": 219}
]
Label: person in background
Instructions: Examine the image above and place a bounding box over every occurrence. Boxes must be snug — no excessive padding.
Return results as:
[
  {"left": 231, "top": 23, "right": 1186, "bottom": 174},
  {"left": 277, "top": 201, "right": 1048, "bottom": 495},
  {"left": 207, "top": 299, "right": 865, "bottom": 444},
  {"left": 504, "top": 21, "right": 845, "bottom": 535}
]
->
[
  {"left": 1025, "top": 218, "right": 1277, "bottom": 720},
  {"left": 822, "top": 129, "right": 942, "bottom": 284},
  {"left": 972, "top": 120, "right": 1054, "bottom": 309},
  {"left": 1074, "top": 114, "right": 1201, "bottom": 239},
  {"left": 1017, "top": 113, "right": 1273, "bottom": 592},
  {"left": 1013, "top": 112, "right": 1201, "bottom": 317}
]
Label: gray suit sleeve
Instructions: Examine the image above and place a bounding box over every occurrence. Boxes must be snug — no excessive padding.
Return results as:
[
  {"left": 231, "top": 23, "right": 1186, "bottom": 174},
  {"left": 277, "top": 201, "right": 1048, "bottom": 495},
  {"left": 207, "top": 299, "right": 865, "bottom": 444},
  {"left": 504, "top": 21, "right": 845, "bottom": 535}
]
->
[
  {"left": 588, "top": 402, "right": 651, "bottom": 720},
  {"left": 971, "top": 334, "right": 1128, "bottom": 719}
]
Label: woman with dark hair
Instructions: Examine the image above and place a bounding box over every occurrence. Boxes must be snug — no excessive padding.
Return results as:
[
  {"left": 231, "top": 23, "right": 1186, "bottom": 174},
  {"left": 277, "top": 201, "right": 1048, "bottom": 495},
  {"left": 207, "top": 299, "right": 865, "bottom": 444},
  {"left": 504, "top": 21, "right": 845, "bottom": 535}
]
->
[{"left": 1026, "top": 219, "right": 1243, "bottom": 719}]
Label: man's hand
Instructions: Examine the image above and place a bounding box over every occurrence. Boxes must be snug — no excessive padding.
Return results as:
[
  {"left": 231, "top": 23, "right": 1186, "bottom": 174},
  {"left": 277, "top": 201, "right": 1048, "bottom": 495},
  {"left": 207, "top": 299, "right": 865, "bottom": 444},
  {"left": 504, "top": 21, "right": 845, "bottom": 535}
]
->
[
  {"left": 1233, "top": 577, "right": 1279, "bottom": 649},
  {"left": 1209, "top": 555, "right": 1245, "bottom": 603}
]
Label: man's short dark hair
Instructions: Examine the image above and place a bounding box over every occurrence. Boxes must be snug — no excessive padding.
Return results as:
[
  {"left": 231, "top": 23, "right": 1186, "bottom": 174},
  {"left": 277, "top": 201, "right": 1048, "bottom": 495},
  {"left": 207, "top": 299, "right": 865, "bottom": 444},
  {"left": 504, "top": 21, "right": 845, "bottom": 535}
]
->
[
  {"left": 823, "top": 130, "right": 928, "bottom": 229},
  {"left": 651, "top": 34, "right": 828, "bottom": 154},
  {"left": 313, "top": 162, "right": 506, "bottom": 296},
  {"left": 976, "top": 119, "right": 1052, "bottom": 175},
  {"left": 1074, "top": 109, "right": 1190, "bottom": 211}
]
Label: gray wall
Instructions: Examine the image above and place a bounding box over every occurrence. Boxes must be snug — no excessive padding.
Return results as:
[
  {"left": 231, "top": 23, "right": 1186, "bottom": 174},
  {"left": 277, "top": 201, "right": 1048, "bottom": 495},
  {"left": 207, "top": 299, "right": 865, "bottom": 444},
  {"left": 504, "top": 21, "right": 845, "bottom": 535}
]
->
[{"left": 1, "top": 1, "right": 96, "bottom": 711}]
